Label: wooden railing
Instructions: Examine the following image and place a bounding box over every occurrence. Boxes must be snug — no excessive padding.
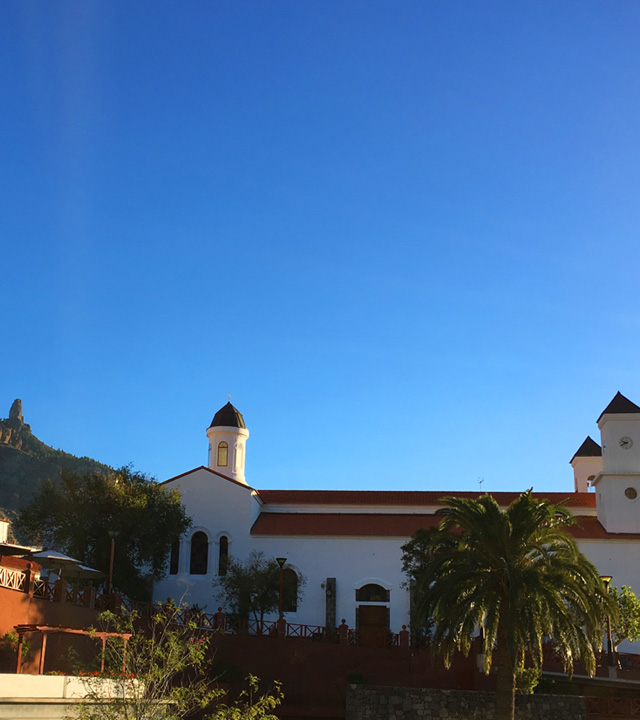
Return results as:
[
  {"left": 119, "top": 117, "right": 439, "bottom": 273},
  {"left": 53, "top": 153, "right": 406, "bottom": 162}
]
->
[
  {"left": 4, "top": 571, "right": 101, "bottom": 610},
  {"left": 0, "top": 566, "right": 27, "bottom": 592},
  {"left": 32, "top": 578, "right": 55, "bottom": 601},
  {"left": 5, "top": 570, "right": 640, "bottom": 674},
  {"left": 585, "top": 697, "right": 640, "bottom": 717},
  {"left": 617, "top": 652, "right": 640, "bottom": 673}
]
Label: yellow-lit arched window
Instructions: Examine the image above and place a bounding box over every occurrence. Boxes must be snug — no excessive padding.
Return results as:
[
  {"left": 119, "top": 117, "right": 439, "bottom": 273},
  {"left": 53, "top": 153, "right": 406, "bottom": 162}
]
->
[{"left": 217, "top": 442, "right": 228, "bottom": 467}]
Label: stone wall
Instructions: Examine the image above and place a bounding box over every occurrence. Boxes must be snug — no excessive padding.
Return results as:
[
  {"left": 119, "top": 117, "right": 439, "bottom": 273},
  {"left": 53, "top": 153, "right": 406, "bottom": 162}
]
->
[{"left": 346, "top": 685, "right": 586, "bottom": 720}]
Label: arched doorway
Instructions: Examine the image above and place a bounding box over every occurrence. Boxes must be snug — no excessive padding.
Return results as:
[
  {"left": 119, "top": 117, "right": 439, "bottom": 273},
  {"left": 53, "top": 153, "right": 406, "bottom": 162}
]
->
[{"left": 356, "top": 583, "right": 390, "bottom": 647}]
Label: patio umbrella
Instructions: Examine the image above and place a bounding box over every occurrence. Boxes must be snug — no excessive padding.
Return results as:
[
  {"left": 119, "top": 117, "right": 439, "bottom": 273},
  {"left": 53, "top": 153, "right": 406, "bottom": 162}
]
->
[
  {"left": 72, "top": 563, "right": 105, "bottom": 580},
  {"left": 28, "top": 550, "right": 102, "bottom": 580}
]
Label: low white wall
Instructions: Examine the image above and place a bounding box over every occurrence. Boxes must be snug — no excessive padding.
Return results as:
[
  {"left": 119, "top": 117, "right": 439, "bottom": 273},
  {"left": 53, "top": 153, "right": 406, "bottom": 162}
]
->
[{"left": 0, "top": 673, "right": 122, "bottom": 699}]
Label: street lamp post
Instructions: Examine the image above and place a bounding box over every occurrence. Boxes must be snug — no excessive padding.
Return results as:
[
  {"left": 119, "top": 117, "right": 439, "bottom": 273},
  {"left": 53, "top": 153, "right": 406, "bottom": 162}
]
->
[
  {"left": 108, "top": 530, "right": 120, "bottom": 594},
  {"left": 601, "top": 575, "right": 614, "bottom": 668}
]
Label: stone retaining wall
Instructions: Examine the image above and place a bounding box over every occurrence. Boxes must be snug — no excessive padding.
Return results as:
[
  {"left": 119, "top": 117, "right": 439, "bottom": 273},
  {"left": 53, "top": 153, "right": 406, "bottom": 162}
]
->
[{"left": 346, "top": 685, "right": 586, "bottom": 720}]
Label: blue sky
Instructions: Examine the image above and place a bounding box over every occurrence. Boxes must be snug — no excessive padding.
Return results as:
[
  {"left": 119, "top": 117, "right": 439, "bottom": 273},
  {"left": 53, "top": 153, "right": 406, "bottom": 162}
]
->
[{"left": 2, "top": 1, "right": 640, "bottom": 493}]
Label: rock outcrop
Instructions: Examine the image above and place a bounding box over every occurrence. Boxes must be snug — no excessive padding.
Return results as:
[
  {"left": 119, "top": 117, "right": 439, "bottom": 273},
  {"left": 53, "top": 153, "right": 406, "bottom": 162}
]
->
[
  {"left": 9, "top": 399, "right": 23, "bottom": 424},
  {"left": 0, "top": 398, "right": 112, "bottom": 515}
]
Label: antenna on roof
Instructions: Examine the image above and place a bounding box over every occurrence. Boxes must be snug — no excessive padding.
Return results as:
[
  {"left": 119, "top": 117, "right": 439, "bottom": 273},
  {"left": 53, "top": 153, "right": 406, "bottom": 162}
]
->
[{"left": 478, "top": 477, "right": 484, "bottom": 493}]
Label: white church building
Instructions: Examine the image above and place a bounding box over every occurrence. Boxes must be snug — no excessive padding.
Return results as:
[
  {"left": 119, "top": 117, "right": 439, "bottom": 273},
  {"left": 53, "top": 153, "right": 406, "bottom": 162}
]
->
[{"left": 153, "top": 392, "right": 640, "bottom": 647}]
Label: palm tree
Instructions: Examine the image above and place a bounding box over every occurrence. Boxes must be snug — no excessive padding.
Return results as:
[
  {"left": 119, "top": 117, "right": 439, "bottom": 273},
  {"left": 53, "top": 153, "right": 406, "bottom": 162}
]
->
[{"left": 401, "top": 491, "right": 616, "bottom": 720}]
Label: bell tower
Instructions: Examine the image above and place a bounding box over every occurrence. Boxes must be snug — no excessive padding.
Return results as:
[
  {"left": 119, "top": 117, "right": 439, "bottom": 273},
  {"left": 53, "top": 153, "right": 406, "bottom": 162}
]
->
[
  {"left": 593, "top": 392, "right": 640, "bottom": 533},
  {"left": 206, "top": 401, "right": 250, "bottom": 485},
  {"left": 570, "top": 436, "right": 602, "bottom": 492}
]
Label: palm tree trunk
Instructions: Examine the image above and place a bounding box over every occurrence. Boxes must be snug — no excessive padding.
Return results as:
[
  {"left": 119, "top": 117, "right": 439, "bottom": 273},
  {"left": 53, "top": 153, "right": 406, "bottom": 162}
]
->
[{"left": 495, "top": 628, "right": 515, "bottom": 720}]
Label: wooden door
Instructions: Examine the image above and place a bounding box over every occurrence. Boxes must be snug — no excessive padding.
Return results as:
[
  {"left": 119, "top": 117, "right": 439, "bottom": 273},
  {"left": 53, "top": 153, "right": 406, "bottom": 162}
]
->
[{"left": 359, "top": 605, "right": 388, "bottom": 647}]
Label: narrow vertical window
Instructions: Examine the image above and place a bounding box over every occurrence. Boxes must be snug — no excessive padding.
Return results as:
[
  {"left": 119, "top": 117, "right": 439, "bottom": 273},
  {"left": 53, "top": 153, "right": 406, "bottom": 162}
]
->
[
  {"left": 169, "top": 540, "right": 180, "bottom": 575},
  {"left": 283, "top": 568, "right": 298, "bottom": 612},
  {"left": 217, "top": 442, "right": 228, "bottom": 467},
  {"left": 218, "top": 535, "right": 229, "bottom": 576},
  {"left": 235, "top": 443, "right": 244, "bottom": 471},
  {"left": 190, "top": 532, "right": 209, "bottom": 575}
]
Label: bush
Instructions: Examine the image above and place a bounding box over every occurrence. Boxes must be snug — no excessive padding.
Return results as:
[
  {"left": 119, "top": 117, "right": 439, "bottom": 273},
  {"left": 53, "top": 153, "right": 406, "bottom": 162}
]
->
[
  {"left": 0, "top": 632, "right": 30, "bottom": 672},
  {"left": 346, "top": 671, "right": 367, "bottom": 685},
  {"left": 515, "top": 667, "right": 541, "bottom": 694},
  {"left": 212, "top": 660, "right": 241, "bottom": 684}
]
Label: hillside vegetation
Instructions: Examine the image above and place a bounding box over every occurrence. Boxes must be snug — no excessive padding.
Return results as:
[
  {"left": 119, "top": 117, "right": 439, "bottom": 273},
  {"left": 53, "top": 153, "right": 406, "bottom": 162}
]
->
[{"left": 0, "top": 399, "right": 112, "bottom": 516}]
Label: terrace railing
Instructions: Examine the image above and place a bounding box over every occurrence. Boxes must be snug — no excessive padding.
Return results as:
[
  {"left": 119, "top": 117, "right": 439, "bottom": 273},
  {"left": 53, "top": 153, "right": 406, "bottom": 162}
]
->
[
  {"left": 585, "top": 697, "right": 640, "bottom": 718},
  {"left": 5, "top": 568, "right": 640, "bottom": 679},
  {"left": 0, "top": 566, "right": 27, "bottom": 592},
  {"left": 32, "top": 578, "right": 55, "bottom": 601}
]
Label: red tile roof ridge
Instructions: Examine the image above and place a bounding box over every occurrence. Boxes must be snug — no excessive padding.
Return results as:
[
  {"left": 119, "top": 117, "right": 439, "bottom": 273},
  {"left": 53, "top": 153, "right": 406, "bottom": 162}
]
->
[
  {"left": 256, "top": 489, "right": 596, "bottom": 508},
  {"left": 251, "top": 512, "right": 635, "bottom": 539}
]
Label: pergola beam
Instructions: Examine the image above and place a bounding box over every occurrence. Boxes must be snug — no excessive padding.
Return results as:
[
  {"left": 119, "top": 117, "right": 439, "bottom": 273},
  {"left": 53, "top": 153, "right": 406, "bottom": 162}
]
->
[{"left": 14, "top": 624, "right": 132, "bottom": 675}]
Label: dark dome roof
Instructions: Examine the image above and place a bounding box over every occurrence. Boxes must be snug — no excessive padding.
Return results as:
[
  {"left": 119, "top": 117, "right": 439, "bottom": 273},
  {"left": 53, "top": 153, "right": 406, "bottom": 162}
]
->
[
  {"left": 570, "top": 436, "right": 602, "bottom": 463},
  {"left": 209, "top": 402, "right": 246, "bottom": 429},
  {"left": 597, "top": 392, "right": 640, "bottom": 423}
]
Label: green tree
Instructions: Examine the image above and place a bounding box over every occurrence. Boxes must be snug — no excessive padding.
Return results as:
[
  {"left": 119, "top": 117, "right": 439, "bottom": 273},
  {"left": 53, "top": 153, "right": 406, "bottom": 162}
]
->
[
  {"left": 208, "top": 675, "right": 282, "bottom": 720},
  {"left": 74, "top": 604, "right": 221, "bottom": 720},
  {"left": 73, "top": 606, "right": 283, "bottom": 720},
  {"left": 213, "top": 551, "right": 304, "bottom": 625},
  {"left": 16, "top": 467, "right": 191, "bottom": 599},
  {"left": 402, "top": 491, "right": 615, "bottom": 720},
  {"left": 610, "top": 585, "right": 640, "bottom": 649}
]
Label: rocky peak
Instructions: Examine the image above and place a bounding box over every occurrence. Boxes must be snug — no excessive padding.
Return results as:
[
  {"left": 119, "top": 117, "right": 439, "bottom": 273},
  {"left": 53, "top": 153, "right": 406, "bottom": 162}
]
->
[
  {"left": 1, "top": 399, "right": 31, "bottom": 446},
  {"left": 9, "top": 399, "right": 23, "bottom": 425}
]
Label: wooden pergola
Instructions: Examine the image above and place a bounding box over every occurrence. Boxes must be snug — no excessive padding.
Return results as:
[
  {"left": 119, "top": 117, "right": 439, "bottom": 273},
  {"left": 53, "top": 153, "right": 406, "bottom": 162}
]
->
[{"left": 14, "top": 624, "right": 132, "bottom": 675}]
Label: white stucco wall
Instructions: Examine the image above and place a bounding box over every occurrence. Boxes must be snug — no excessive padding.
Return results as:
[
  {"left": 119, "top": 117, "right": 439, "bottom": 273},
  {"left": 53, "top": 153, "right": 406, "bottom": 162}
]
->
[
  {"left": 600, "top": 414, "right": 640, "bottom": 474},
  {"left": 154, "top": 469, "right": 413, "bottom": 629},
  {"left": 247, "top": 534, "right": 410, "bottom": 630},
  {"left": 154, "top": 468, "right": 255, "bottom": 606},
  {"left": 571, "top": 455, "right": 602, "bottom": 493},
  {"left": 593, "top": 473, "right": 640, "bottom": 533},
  {"left": 576, "top": 537, "right": 640, "bottom": 652}
]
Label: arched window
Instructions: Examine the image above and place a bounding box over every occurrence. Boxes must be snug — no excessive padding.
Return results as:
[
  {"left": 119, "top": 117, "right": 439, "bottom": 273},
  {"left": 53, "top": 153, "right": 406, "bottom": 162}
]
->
[
  {"left": 217, "top": 442, "right": 228, "bottom": 467},
  {"left": 218, "top": 535, "right": 229, "bottom": 576},
  {"left": 283, "top": 568, "right": 298, "bottom": 612},
  {"left": 169, "top": 540, "right": 180, "bottom": 575},
  {"left": 235, "top": 443, "right": 244, "bottom": 471},
  {"left": 190, "top": 532, "right": 209, "bottom": 575},
  {"left": 356, "top": 583, "right": 389, "bottom": 602}
]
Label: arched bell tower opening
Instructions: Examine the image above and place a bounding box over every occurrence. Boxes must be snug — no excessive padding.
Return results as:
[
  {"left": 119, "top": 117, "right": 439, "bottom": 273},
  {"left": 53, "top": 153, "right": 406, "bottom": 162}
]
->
[{"left": 206, "top": 401, "right": 250, "bottom": 485}]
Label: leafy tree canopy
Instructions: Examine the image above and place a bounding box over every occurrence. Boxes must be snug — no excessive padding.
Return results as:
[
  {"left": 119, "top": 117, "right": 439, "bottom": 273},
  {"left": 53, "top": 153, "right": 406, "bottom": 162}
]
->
[
  {"left": 16, "top": 466, "right": 191, "bottom": 600},
  {"left": 73, "top": 605, "right": 283, "bottom": 720},
  {"left": 402, "top": 491, "right": 616, "bottom": 720},
  {"left": 75, "top": 603, "right": 220, "bottom": 720},
  {"left": 209, "top": 675, "right": 282, "bottom": 720},
  {"left": 610, "top": 585, "right": 640, "bottom": 649},
  {"left": 213, "top": 551, "right": 304, "bottom": 624}
]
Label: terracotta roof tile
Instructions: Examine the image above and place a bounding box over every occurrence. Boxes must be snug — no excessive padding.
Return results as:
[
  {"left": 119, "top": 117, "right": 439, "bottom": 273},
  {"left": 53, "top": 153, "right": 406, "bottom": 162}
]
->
[
  {"left": 568, "top": 516, "right": 640, "bottom": 540},
  {"left": 251, "top": 513, "right": 440, "bottom": 537},
  {"left": 256, "top": 489, "right": 596, "bottom": 508},
  {"left": 250, "top": 512, "right": 637, "bottom": 539}
]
